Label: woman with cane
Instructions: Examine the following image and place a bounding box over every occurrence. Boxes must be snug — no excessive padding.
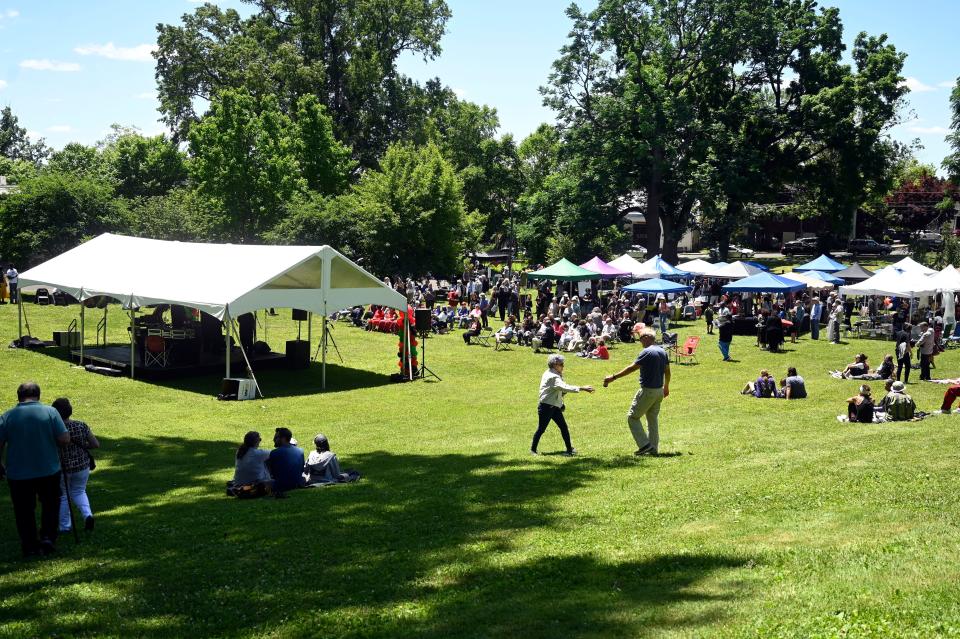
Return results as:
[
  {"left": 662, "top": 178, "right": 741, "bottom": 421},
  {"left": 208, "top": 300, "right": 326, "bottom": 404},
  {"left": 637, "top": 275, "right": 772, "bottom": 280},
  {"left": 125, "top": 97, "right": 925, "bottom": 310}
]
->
[{"left": 52, "top": 398, "right": 99, "bottom": 533}]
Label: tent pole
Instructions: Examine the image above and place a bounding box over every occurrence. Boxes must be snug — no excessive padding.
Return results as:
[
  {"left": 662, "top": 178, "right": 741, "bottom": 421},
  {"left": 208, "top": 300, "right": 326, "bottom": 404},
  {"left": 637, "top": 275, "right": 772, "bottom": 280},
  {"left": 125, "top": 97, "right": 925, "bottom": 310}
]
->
[
  {"left": 129, "top": 308, "right": 135, "bottom": 380},
  {"left": 225, "top": 308, "right": 232, "bottom": 379},
  {"left": 17, "top": 293, "right": 23, "bottom": 343},
  {"left": 80, "top": 304, "right": 85, "bottom": 365},
  {"left": 307, "top": 312, "right": 312, "bottom": 350},
  {"left": 103, "top": 306, "right": 108, "bottom": 346},
  {"left": 321, "top": 315, "right": 327, "bottom": 390}
]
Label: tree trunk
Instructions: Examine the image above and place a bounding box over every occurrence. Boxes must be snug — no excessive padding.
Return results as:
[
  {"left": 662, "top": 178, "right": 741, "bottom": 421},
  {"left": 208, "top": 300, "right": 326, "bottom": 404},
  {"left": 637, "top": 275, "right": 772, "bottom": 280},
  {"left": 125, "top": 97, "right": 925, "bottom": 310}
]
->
[{"left": 646, "top": 150, "right": 663, "bottom": 257}]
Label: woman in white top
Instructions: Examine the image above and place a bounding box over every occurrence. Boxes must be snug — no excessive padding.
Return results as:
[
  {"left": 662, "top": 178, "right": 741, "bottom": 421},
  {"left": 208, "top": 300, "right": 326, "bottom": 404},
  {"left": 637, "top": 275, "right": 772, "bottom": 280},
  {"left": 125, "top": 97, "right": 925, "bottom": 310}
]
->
[{"left": 531, "top": 354, "right": 594, "bottom": 456}]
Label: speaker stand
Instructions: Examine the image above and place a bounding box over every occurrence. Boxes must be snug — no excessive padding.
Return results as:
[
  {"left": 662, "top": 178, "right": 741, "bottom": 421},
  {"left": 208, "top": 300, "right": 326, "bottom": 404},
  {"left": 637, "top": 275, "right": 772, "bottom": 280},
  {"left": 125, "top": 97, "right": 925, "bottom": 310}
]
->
[{"left": 416, "top": 331, "right": 441, "bottom": 381}]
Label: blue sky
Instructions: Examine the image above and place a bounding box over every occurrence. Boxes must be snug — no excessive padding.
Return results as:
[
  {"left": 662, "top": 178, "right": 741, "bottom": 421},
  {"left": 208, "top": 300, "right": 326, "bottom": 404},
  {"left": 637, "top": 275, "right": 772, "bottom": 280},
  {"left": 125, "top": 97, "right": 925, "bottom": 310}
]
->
[{"left": 1, "top": 1, "right": 957, "bottom": 171}]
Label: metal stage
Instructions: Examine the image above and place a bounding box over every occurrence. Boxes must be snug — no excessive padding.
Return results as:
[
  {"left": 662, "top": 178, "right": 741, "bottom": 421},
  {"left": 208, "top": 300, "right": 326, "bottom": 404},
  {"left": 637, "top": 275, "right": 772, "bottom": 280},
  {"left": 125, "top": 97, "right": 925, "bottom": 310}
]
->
[{"left": 71, "top": 345, "right": 289, "bottom": 380}]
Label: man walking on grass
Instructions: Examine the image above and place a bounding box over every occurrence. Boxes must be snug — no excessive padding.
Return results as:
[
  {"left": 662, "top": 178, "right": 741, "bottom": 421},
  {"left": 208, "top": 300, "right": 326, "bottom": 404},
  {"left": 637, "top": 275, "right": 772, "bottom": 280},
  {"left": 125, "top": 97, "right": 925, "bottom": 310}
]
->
[{"left": 603, "top": 327, "right": 670, "bottom": 456}]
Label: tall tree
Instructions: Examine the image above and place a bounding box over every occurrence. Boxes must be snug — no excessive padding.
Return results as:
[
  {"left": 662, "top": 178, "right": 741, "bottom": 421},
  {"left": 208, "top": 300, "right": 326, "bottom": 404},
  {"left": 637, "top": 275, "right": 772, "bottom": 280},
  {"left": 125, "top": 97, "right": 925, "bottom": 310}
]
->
[
  {"left": 106, "top": 132, "right": 189, "bottom": 198},
  {"left": 154, "top": 1, "right": 450, "bottom": 167},
  {"left": 188, "top": 89, "right": 304, "bottom": 241},
  {"left": 292, "top": 94, "right": 355, "bottom": 195},
  {"left": 0, "top": 106, "right": 49, "bottom": 164},
  {"left": 946, "top": 77, "right": 960, "bottom": 182}
]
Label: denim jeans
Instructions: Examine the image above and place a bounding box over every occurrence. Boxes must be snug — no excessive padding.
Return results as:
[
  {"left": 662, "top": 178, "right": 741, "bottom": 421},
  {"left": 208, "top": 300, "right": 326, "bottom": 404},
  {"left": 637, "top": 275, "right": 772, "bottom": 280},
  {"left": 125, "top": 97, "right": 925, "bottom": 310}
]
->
[{"left": 719, "top": 340, "right": 731, "bottom": 360}]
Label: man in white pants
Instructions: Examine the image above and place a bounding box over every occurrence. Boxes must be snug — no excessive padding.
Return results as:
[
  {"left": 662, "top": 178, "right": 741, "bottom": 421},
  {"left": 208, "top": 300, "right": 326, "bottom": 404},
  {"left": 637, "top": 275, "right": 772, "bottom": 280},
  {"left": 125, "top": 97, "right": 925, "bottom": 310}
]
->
[{"left": 603, "top": 327, "right": 671, "bottom": 455}]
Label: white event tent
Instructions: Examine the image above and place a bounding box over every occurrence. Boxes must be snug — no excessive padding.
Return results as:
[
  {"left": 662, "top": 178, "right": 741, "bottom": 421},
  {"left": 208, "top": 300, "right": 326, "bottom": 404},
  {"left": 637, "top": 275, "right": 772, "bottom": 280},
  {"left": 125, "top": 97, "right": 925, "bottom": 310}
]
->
[
  {"left": 889, "top": 256, "right": 937, "bottom": 276},
  {"left": 18, "top": 233, "right": 408, "bottom": 389},
  {"left": 779, "top": 271, "right": 834, "bottom": 290},
  {"left": 607, "top": 254, "right": 646, "bottom": 277},
  {"left": 927, "top": 265, "right": 960, "bottom": 292},
  {"left": 839, "top": 267, "right": 936, "bottom": 298},
  {"left": 676, "top": 258, "right": 715, "bottom": 275},
  {"left": 704, "top": 261, "right": 762, "bottom": 279}
]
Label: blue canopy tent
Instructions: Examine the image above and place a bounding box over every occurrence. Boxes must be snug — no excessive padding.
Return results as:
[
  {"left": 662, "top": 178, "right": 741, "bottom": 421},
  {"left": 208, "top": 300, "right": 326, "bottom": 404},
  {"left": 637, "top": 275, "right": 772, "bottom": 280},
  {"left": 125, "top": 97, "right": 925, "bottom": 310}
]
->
[
  {"left": 623, "top": 279, "right": 693, "bottom": 294},
  {"left": 803, "top": 270, "right": 844, "bottom": 285},
  {"left": 794, "top": 254, "right": 846, "bottom": 273},
  {"left": 722, "top": 272, "right": 806, "bottom": 293},
  {"left": 742, "top": 261, "right": 770, "bottom": 272}
]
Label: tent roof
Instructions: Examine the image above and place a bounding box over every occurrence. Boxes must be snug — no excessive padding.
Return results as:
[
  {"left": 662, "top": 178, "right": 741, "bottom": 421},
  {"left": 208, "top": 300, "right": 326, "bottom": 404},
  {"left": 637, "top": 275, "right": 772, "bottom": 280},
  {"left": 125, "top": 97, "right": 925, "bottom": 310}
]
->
[
  {"left": 18, "top": 233, "right": 406, "bottom": 320},
  {"left": 779, "top": 271, "right": 834, "bottom": 289},
  {"left": 676, "top": 258, "right": 715, "bottom": 275},
  {"left": 722, "top": 271, "right": 806, "bottom": 293},
  {"left": 742, "top": 260, "right": 770, "bottom": 272},
  {"left": 705, "top": 260, "right": 762, "bottom": 279},
  {"left": 839, "top": 267, "right": 936, "bottom": 297},
  {"left": 803, "top": 270, "right": 844, "bottom": 285},
  {"left": 622, "top": 278, "right": 693, "bottom": 294},
  {"left": 579, "top": 256, "right": 630, "bottom": 279},
  {"left": 831, "top": 262, "right": 874, "bottom": 282},
  {"left": 927, "top": 265, "right": 960, "bottom": 292},
  {"left": 793, "top": 254, "right": 846, "bottom": 272},
  {"left": 527, "top": 258, "right": 600, "bottom": 281},
  {"left": 890, "top": 256, "right": 936, "bottom": 276},
  {"left": 612, "top": 254, "right": 690, "bottom": 279},
  {"left": 607, "top": 254, "right": 646, "bottom": 277}
]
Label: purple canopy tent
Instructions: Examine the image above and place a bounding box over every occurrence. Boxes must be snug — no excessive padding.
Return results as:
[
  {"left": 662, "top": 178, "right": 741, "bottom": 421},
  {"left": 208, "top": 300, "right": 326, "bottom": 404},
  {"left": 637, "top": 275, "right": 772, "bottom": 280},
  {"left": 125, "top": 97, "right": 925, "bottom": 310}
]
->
[{"left": 579, "top": 256, "right": 630, "bottom": 280}]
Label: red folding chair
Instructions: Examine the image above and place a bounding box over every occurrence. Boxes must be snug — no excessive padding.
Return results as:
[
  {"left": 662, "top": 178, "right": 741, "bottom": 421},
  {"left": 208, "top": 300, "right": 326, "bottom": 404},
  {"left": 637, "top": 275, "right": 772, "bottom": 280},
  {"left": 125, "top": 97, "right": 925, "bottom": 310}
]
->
[{"left": 674, "top": 335, "right": 700, "bottom": 365}]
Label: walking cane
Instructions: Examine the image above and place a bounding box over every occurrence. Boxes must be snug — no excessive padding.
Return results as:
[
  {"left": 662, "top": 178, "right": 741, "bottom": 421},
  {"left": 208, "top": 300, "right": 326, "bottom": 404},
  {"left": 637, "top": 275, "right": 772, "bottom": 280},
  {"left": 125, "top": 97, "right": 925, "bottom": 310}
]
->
[{"left": 58, "top": 452, "right": 80, "bottom": 544}]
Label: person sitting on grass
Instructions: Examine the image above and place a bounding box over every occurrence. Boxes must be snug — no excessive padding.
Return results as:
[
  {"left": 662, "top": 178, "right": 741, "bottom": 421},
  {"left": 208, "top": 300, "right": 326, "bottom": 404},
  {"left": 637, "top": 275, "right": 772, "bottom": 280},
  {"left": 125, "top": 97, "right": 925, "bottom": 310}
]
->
[
  {"left": 846, "top": 384, "right": 875, "bottom": 423},
  {"left": 577, "top": 336, "right": 597, "bottom": 358},
  {"left": 602, "top": 316, "right": 618, "bottom": 341},
  {"left": 780, "top": 367, "right": 807, "bottom": 399},
  {"left": 741, "top": 369, "right": 778, "bottom": 398},
  {"left": 590, "top": 336, "right": 610, "bottom": 360},
  {"left": 936, "top": 376, "right": 960, "bottom": 414},
  {"left": 303, "top": 434, "right": 360, "bottom": 486},
  {"left": 557, "top": 321, "right": 576, "bottom": 351},
  {"left": 882, "top": 381, "right": 916, "bottom": 421},
  {"left": 841, "top": 353, "right": 870, "bottom": 378},
  {"left": 267, "top": 427, "right": 305, "bottom": 497},
  {"left": 230, "top": 431, "right": 272, "bottom": 498}
]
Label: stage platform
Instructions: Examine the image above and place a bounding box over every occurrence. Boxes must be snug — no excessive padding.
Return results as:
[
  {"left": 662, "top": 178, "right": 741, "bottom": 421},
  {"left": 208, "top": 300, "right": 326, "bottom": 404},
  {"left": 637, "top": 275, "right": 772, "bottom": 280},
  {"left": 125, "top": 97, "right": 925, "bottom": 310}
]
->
[{"left": 71, "top": 345, "right": 290, "bottom": 379}]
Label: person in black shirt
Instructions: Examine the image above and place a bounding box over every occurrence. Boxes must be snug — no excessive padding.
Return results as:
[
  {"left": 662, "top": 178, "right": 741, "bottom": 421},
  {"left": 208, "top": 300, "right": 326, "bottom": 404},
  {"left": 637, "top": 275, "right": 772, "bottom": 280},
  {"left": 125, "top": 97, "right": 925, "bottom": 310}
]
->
[
  {"left": 846, "top": 384, "right": 875, "bottom": 422},
  {"left": 718, "top": 315, "right": 734, "bottom": 361}
]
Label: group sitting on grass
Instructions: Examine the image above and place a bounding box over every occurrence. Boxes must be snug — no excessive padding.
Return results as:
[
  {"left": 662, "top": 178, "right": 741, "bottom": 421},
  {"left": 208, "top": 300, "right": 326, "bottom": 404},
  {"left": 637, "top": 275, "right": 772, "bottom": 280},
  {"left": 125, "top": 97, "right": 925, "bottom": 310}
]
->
[
  {"left": 740, "top": 367, "right": 807, "bottom": 399},
  {"left": 840, "top": 380, "right": 917, "bottom": 422},
  {"left": 830, "top": 353, "right": 896, "bottom": 381},
  {"left": 228, "top": 427, "right": 359, "bottom": 499}
]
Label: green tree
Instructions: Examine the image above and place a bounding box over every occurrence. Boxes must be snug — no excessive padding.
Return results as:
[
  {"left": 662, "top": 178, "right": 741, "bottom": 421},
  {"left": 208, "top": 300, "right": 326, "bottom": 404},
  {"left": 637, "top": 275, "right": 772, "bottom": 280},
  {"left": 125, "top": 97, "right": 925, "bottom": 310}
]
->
[
  {"left": 125, "top": 188, "right": 222, "bottom": 242},
  {"left": 292, "top": 95, "right": 355, "bottom": 195},
  {"left": 188, "top": 89, "right": 304, "bottom": 241},
  {"left": 47, "top": 143, "right": 115, "bottom": 183},
  {"left": 154, "top": 1, "right": 450, "bottom": 167},
  {"left": 946, "top": 77, "right": 960, "bottom": 182},
  {"left": 0, "top": 106, "right": 48, "bottom": 164},
  {"left": 106, "top": 132, "right": 189, "bottom": 198},
  {"left": 350, "top": 142, "right": 466, "bottom": 276},
  {"left": 0, "top": 173, "right": 128, "bottom": 266}
]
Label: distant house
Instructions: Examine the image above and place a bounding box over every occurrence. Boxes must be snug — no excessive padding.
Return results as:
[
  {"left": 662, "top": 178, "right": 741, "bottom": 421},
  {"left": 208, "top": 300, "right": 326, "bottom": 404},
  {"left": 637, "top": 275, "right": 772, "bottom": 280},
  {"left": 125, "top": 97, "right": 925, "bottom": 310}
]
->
[{"left": 0, "top": 176, "right": 18, "bottom": 196}]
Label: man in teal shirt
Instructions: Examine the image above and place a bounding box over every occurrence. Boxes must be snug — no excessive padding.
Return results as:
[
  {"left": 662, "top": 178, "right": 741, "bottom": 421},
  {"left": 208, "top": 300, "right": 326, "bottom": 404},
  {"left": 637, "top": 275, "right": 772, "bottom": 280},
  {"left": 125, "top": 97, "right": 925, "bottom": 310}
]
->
[{"left": 0, "top": 382, "right": 70, "bottom": 557}]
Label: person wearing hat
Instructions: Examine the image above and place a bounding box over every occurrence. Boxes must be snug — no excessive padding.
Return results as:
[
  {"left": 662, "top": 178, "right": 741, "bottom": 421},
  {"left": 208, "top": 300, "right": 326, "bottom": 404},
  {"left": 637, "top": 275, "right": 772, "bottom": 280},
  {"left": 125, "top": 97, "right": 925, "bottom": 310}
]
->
[
  {"left": 882, "top": 381, "right": 916, "bottom": 421},
  {"left": 916, "top": 321, "right": 936, "bottom": 381},
  {"left": 532, "top": 354, "right": 594, "bottom": 456}
]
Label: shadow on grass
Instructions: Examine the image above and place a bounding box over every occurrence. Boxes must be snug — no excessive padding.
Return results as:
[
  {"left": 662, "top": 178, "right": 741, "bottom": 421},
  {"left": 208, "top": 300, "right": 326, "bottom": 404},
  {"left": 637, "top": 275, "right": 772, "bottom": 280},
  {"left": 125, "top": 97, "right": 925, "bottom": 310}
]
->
[{"left": 0, "top": 436, "right": 752, "bottom": 638}]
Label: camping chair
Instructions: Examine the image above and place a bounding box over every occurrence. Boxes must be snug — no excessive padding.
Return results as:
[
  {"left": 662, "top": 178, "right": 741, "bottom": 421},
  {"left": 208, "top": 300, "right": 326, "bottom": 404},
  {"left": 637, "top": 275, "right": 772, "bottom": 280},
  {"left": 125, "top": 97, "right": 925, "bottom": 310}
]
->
[
  {"left": 673, "top": 335, "right": 701, "bottom": 365},
  {"left": 946, "top": 323, "right": 960, "bottom": 349},
  {"left": 661, "top": 331, "right": 679, "bottom": 349},
  {"left": 474, "top": 329, "right": 494, "bottom": 347},
  {"left": 494, "top": 332, "right": 514, "bottom": 351},
  {"left": 34, "top": 288, "right": 51, "bottom": 305},
  {"left": 143, "top": 335, "right": 168, "bottom": 368},
  {"left": 681, "top": 304, "right": 697, "bottom": 321}
]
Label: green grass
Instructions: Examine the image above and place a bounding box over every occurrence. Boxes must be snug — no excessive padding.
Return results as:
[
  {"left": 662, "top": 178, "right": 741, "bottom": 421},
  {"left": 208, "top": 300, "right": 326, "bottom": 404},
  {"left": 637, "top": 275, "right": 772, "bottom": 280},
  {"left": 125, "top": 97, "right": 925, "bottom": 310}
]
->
[{"left": 2, "top": 297, "right": 960, "bottom": 638}]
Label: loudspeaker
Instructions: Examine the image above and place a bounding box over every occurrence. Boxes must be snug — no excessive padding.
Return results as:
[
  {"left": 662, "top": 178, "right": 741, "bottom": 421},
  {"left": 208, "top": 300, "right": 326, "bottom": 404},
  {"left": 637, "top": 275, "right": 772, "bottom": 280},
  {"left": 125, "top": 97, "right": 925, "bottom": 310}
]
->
[
  {"left": 285, "top": 339, "right": 310, "bottom": 369},
  {"left": 414, "top": 308, "right": 432, "bottom": 332},
  {"left": 292, "top": 308, "right": 308, "bottom": 321}
]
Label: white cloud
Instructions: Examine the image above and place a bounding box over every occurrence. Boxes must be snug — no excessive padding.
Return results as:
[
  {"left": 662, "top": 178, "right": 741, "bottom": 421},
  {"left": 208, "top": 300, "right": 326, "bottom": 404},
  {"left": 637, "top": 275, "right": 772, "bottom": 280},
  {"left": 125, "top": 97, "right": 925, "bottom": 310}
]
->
[
  {"left": 906, "top": 125, "right": 949, "bottom": 135},
  {"left": 134, "top": 91, "right": 155, "bottom": 100},
  {"left": 453, "top": 87, "right": 467, "bottom": 99},
  {"left": 6, "top": 9, "right": 18, "bottom": 17},
  {"left": 26, "top": 130, "right": 43, "bottom": 140},
  {"left": 20, "top": 59, "right": 81, "bottom": 72},
  {"left": 0, "top": 79, "right": 6, "bottom": 90},
  {"left": 939, "top": 80, "right": 957, "bottom": 89},
  {"left": 74, "top": 42, "right": 156, "bottom": 62},
  {"left": 47, "top": 125, "right": 72, "bottom": 133},
  {"left": 901, "top": 77, "right": 937, "bottom": 93}
]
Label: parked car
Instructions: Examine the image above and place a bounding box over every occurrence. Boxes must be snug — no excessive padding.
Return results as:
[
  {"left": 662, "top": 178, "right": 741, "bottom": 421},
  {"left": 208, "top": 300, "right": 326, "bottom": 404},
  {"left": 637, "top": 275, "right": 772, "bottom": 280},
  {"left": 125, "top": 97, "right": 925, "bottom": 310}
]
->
[
  {"left": 781, "top": 237, "right": 819, "bottom": 256},
  {"left": 847, "top": 238, "right": 892, "bottom": 256},
  {"left": 913, "top": 230, "right": 943, "bottom": 250},
  {"left": 709, "top": 244, "right": 755, "bottom": 259},
  {"left": 629, "top": 244, "right": 648, "bottom": 256}
]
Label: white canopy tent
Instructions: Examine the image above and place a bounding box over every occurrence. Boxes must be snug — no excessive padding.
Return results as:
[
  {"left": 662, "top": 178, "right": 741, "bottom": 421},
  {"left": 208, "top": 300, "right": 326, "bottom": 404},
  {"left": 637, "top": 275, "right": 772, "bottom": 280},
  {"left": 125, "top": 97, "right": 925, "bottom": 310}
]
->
[
  {"left": 18, "top": 233, "right": 409, "bottom": 389},
  {"left": 703, "top": 261, "right": 763, "bottom": 279},
  {"left": 839, "top": 267, "right": 937, "bottom": 298},
  {"left": 676, "top": 258, "right": 715, "bottom": 275},
  {"left": 779, "top": 271, "right": 834, "bottom": 290},
  {"left": 889, "top": 256, "right": 937, "bottom": 276},
  {"left": 927, "top": 265, "right": 960, "bottom": 292},
  {"left": 607, "top": 254, "right": 646, "bottom": 278}
]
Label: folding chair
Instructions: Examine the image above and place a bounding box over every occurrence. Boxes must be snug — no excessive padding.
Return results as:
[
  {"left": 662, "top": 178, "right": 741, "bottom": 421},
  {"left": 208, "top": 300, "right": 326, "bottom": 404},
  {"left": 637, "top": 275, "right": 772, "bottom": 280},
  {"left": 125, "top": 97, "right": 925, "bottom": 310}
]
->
[
  {"left": 143, "top": 335, "right": 168, "bottom": 368},
  {"left": 946, "top": 323, "right": 960, "bottom": 349},
  {"left": 681, "top": 305, "right": 696, "bottom": 321},
  {"left": 474, "top": 329, "right": 494, "bottom": 347},
  {"left": 494, "top": 334, "right": 513, "bottom": 351},
  {"left": 674, "top": 335, "right": 701, "bottom": 365}
]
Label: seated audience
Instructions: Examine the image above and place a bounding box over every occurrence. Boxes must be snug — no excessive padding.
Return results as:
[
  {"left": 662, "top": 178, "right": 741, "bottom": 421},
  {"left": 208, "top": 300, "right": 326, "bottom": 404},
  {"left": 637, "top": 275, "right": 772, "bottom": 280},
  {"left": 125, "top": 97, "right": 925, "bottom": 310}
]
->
[
  {"left": 462, "top": 318, "right": 482, "bottom": 345},
  {"left": 495, "top": 318, "right": 516, "bottom": 345},
  {"left": 846, "top": 384, "right": 875, "bottom": 423},
  {"left": 937, "top": 376, "right": 960, "bottom": 414},
  {"left": 882, "top": 381, "right": 916, "bottom": 421},
  {"left": 230, "top": 431, "right": 272, "bottom": 497},
  {"left": 267, "top": 427, "right": 306, "bottom": 495},
  {"left": 741, "top": 369, "right": 778, "bottom": 398},
  {"left": 303, "top": 434, "right": 360, "bottom": 486},
  {"left": 590, "top": 336, "right": 610, "bottom": 360},
  {"left": 781, "top": 367, "right": 807, "bottom": 399}
]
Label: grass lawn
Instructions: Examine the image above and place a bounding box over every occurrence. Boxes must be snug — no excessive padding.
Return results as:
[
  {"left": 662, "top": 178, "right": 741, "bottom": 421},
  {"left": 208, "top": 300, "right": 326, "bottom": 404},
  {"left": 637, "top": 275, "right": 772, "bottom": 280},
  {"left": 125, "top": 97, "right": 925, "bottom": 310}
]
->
[{"left": 2, "top": 294, "right": 960, "bottom": 638}]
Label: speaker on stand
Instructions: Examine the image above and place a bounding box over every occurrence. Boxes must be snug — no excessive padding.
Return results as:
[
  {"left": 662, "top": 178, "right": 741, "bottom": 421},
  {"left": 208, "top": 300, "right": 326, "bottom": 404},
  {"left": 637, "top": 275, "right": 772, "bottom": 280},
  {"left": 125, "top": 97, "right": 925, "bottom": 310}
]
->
[{"left": 413, "top": 307, "right": 440, "bottom": 381}]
